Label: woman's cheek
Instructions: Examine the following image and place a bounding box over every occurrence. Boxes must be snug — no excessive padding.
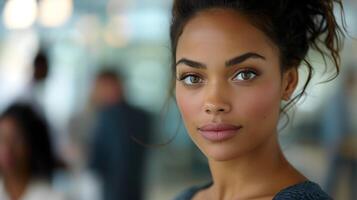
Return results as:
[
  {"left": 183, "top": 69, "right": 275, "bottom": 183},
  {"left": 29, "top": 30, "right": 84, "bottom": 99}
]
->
[
  {"left": 176, "top": 88, "right": 201, "bottom": 128},
  {"left": 237, "top": 83, "right": 281, "bottom": 128}
]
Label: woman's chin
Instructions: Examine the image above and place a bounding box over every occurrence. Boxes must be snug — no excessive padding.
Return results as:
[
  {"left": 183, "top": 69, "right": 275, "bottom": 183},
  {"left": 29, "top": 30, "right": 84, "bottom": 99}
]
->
[{"left": 201, "top": 145, "right": 245, "bottom": 162}]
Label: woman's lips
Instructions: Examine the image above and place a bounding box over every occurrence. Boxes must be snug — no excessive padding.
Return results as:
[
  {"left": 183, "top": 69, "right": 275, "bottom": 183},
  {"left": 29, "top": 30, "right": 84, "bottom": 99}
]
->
[{"left": 198, "top": 123, "right": 242, "bottom": 142}]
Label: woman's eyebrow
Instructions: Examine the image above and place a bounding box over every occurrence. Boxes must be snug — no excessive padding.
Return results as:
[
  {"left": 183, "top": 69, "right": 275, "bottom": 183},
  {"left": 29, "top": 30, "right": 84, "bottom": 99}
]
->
[
  {"left": 225, "top": 52, "right": 266, "bottom": 67},
  {"left": 175, "top": 58, "right": 207, "bottom": 69},
  {"left": 175, "top": 52, "right": 265, "bottom": 69}
]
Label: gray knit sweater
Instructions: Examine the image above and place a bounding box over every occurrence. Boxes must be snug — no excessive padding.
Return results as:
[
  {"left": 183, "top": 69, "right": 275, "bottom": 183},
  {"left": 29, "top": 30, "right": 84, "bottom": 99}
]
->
[{"left": 174, "top": 181, "right": 332, "bottom": 200}]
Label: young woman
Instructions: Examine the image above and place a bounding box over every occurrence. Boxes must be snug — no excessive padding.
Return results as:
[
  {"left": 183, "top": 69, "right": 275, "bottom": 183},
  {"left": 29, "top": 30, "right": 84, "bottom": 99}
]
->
[
  {"left": 0, "top": 103, "right": 64, "bottom": 200},
  {"left": 170, "top": 0, "right": 345, "bottom": 199}
]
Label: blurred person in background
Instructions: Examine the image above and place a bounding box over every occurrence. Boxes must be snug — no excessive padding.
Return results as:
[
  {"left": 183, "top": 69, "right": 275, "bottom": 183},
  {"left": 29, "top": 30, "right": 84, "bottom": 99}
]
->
[
  {"left": 20, "top": 49, "right": 50, "bottom": 111},
  {"left": 66, "top": 69, "right": 125, "bottom": 200},
  {"left": 323, "top": 67, "right": 357, "bottom": 200},
  {"left": 66, "top": 68, "right": 132, "bottom": 200},
  {"left": 68, "top": 69, "right": 123, "bottom": 169},
  {"left": 68, "top": 68, "right": 132, "bottom": 168},
  {"left": 87, "top": 69, "right": 151, "bottom": 200},
  {"left": 0, "top": 103, "right": 65, "bottom": 200}
]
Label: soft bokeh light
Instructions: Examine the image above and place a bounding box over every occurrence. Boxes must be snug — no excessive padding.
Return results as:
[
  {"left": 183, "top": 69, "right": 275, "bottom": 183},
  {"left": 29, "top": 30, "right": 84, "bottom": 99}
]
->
[
  {"left": 38, "top": 0, "right": 73, "bottom": 27},
  {"left": 3, "top": 0, "right": 38, "bottom": 29},
  {"left": 104, "top": 15, "right": 131, "bottom": 47},
  {"left": 107, "top": 0, "right": 135, "bottom": 15},
  {"left": 75, "top": 15, "right": 101, "bottom": 46}
]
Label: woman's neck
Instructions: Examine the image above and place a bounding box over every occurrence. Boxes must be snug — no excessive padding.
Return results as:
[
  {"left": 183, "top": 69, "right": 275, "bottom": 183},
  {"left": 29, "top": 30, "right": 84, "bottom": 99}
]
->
[
  {"left": 206, "top": 133, "right": 306, "bottom": 200},
  {"left": 4, "top": 172, "right": 30, "bottom": 200}
]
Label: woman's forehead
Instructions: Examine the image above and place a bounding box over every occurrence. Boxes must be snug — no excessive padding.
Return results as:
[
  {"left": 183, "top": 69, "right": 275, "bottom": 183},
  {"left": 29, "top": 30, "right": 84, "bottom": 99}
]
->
[{"left": 176, "top": 9, "right": 279, "bottom": 64}]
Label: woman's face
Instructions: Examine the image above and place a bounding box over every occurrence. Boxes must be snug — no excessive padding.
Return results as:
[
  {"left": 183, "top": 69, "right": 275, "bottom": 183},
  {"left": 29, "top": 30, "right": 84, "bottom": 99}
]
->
[
  {"left": 0, "top": 117, "right": 29, "bottom": 175},
  {"left": 175, "top": 9, "right": 297, "bottom": 161}
]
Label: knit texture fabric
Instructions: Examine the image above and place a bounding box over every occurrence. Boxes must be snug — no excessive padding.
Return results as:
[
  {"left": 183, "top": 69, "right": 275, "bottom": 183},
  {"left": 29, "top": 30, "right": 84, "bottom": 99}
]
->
[{"left": 174, "top": 181, "right": 332, "bottom": 200}]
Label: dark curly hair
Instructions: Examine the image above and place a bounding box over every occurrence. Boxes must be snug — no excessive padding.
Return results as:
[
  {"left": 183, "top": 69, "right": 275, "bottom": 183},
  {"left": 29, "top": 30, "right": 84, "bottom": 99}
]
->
[
  {"left": 169, "top": 0, "right": 346, "bottom": 112},
  {"left": 0, "top": 103, "right": 56, "bottom": 180}
]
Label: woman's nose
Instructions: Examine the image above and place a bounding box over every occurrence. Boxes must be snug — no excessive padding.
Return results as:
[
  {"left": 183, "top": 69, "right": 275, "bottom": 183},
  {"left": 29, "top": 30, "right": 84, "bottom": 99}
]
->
[
  {"left": 202, "top": 84, "right": 231, "bottom": 115},
  {"left": 203, "top": 102, "right": 231, "bottom": 114}
]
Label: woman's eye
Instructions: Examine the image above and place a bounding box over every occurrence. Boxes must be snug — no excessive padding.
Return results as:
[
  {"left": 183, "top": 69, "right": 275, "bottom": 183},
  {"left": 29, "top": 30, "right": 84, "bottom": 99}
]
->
[
  {"left": 180, "top": 74, "right": 203, "bottom": 86},
  {"left": 233, "top": 70, "right": 257, "bottom": 81}
]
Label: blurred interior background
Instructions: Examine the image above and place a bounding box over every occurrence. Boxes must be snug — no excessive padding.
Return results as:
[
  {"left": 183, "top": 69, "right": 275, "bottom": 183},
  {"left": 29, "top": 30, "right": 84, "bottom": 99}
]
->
[{"left": 0, "top": 0, "right": 356, "bottom": 200}]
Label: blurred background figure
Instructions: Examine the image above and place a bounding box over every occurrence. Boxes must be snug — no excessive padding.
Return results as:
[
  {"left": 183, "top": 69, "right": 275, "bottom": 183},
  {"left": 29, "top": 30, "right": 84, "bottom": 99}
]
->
[
  {"left": 66, "top": 69, "right": 130, "bottom": 200},
  {"left": 322, "top": 67, "right": 357, "bottom": 200},
  {"left": 87, "top": 69, "right": 151, "bottom": 200},
  {"left": 0, "top": 103, "right": 65, "bottom": 200},
  {"left": 68, "top": 69, "right": 123, "bottom": 169},
  {"left": 20, "top": 49, "right": 49, "bottom": 110}
]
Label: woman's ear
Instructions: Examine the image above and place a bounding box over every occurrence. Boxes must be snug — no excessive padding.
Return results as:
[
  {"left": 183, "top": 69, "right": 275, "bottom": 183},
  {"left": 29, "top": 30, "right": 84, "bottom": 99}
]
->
[{"left": 282, "top": 68, "right": 298, "bottom": 101}]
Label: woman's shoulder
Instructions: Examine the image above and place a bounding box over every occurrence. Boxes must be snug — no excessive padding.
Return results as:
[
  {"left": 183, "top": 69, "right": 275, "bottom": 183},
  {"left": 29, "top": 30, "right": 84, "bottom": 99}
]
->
[
  {"left": 273, "top": 180, "right": 332, "bottom": 200},
  {"left": 174, "top": 182, "right": 212, "bottom": 200}
]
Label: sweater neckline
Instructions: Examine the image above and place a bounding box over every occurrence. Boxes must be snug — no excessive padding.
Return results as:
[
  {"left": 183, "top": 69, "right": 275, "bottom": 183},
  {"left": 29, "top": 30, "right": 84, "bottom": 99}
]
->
[{"left": 189, "top": 180, "right": 316, "bottom": 199}]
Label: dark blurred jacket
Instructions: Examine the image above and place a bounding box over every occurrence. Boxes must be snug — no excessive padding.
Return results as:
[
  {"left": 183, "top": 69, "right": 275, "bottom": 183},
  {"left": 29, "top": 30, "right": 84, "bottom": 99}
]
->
[{"left": 89, "top": 102, "right": 151, "bottom": 200}]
